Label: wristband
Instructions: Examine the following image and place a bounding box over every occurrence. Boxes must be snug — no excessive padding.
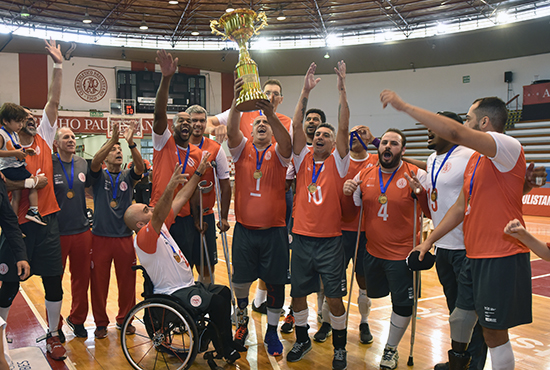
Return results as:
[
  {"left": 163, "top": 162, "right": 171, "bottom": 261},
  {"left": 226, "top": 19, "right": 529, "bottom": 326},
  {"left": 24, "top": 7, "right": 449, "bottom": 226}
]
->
[
  {"left": 53, "top": 63, "right": 62, "bottom": 69},
  {"left": 194, "top": 170, "right": 203, "bottom": 177},
  {"left": 128, "top": 143, "right": 137, "bottom": 149}
]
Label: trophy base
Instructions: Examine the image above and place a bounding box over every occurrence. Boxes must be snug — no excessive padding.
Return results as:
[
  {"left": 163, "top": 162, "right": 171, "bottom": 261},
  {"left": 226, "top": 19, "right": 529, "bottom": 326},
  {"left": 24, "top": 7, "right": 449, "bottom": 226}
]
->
[{"left": 236, "top": 98, "right": 270, "bottom": 112}]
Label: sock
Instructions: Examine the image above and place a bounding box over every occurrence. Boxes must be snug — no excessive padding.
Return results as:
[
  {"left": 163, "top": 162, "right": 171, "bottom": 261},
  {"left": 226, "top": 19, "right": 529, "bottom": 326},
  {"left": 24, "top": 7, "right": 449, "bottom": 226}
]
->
[
  {"left": 294, "top": 308, "right": 309, "bottom": 327},
  {"left": 236, "top": 297, "right": 248, "bottom": 311},
  {"left": 332, "top": 328, "right": 347, "bottom": 350},
  {"left": 358, "top": 289, "right": 371, "bottom": 324},
  {"left": 30, "top": 206, "right": 38, "bottom": 212},
  {"left": 266, "top": 308, "right": 280, "bottom": 327},
  {"left": 322, "top": 299, "right": 331, "bottom": 324},
  {"left": 387, "top": 311, "right": 411, "bottom": 348},
  {"left": 489, "top": 341, "right": 514, "bottom": 370},
  {"left": 254, "top": 288, "right": 267, "bottom": 308},
  {"left": 0, "top": 307, "right": 10, "bottom": 322},
  {"left": 45, "top": 300, "right": 62, "bottom": 335},
  {"left": 329, "top": 312, "right": 347, "bottom": 331}
]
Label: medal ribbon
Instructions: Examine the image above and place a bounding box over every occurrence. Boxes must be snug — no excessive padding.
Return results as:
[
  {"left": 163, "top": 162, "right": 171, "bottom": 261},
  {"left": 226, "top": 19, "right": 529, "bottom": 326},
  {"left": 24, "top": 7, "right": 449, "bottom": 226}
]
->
[
  {"left": 176, "top": 146, "right": 191, "bottom": 174},
  {"left": 378, "top": 167, "right": 399, "bottom": 195},
  {"left": 160, "top": 230, "right": 182, "bottom": 259},
  {"left": 431, "top": 145, "right": 458, "bottom": 192},
  {"left": 1, "top": 127, "right": 22, "bottom": 149},
  {"left": 311, "top": 157, "right": 324, "bottom": 184},
  {"left": 468, "top": 156, "right": 482, "bottom": 202},
  {"left": 253, "top": 143, "right": 271, "bottom": 172},
  {"left": 198, "top": 137, "right": 204, "bottom": 149},
  {"left": 105, "top": 169, "right": 121, "bottom": 201},
  {"left": 349, "top": 131, "right": 369, "bottom": 151},
  {"left": 56, "top": 152, "right": 74, "bottom": 190}
]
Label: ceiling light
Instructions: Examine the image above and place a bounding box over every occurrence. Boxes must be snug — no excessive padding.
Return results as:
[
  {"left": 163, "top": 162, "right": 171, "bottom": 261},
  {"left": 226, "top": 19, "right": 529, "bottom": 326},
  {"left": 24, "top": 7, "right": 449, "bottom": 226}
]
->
[
  {"left": 191, "top": 26, "right": 199, "bottom": 36},
  {"left": 496, "top": 11, "right": 511, "bottom": 24},
  {"left": 384, "top": 30, "right": 393, "bottom": 40},
  {"left": 326, "top": 34, "right": 338, "bottom": 47},
  {"left": 436, "top": 22, "right": 448, "bottom": 34},
  {"left": 82, "top": 8, "right": 92, "bottom": 24},
  {"left": 139, "top": 20, "right": 148, "bottom": 30},
  {"left": 226, "top": 1, "right": 235, "bottom": 13},
  {"left": 276, "top": 11, "right": 286, "bottom": 21},
  {"left": 168, "top": 0, "right": 179, "bottom": 4},
  {"left": 20, "top": 5, "right": 30, "bottom": 17},
  {"left": 324, "top": 52, "right": 330, "bottom": 59}
]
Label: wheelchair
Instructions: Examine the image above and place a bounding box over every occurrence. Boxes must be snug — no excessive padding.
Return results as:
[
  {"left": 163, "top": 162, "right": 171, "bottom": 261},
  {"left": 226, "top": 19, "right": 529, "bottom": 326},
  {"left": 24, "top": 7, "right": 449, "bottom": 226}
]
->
[{"left": 120, "top": 265, "right": 226, "bottom": 370}]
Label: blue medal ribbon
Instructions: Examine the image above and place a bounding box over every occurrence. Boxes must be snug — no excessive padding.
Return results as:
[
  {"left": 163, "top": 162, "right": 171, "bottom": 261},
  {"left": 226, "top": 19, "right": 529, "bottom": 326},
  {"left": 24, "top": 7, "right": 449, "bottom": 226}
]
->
[
  {"left": 1, "top": 127, "right": 22, "bottom": 150},
  {"left": 311, "top": 157, "right": 324, "bottom": 184},
  {"left": 105, "top": 169, "right": 121, "bottom": 201},
  {"left": 176, "top": 146, "right": 191, "bottom": 174},
  {"left": 56, "top": 152, "right": 74, "bottom": 190},
  {"left": 378, "top": 166, "right": 399, "bottom": 196},
  {"left": 431, "top": 145, "right": 458, "bottom": 192},
  {"left": 349, "top": 131, "right": 369, "bottom": 151},
  {"left": 468, "top": 156, "right": 482, "bottom": 203},
  {"left": 253, "top": 143, "right": 271, "bottom": 172},
  {"left": 198, "top": 137, "right": 204, "bottom": 149}
]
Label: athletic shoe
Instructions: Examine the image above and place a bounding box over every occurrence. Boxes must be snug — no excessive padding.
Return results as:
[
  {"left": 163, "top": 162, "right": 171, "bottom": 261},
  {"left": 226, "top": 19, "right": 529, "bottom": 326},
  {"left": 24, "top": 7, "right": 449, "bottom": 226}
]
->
[
  {"left": 380, "top": 345, "right": 399, "bottom": 369},
  {"left": 67, "top": 316, "right": 87, "bottom": 338},
  {"left": 264, "top": 330, "right": 283, "bottom": 356},
  {"left": 234, "top": 316, "right": 249, "bottom": 349},
  {"left": 224, "top": 348, "right": 241, "bottom": 364},
  {"left": 281, "top": 312, "right": 295, "bottom": 334},
  {"left": 116, "top": 322, "right": 136, "bottom": 335},
  {"left": 359, "top": 323, "right": 373, "bottom": 344},
  {"left": 434, "top": 363, "right": 449, "bottom": 370},
  {"left": 313, "top": 322, "right": 332, "bottom": 342},
  {"left": 286, "top": 338, "right": 312, "bottom": 362},
  {"left": 317, "top": 312, "right": 323, "bottom": 324},
  {"left": 94, "top": 326, "right": 108, "bottom": 339},
  {"left": 25, "top": 209, "right": 47, "bottom": 225},
  {"left": 46, "top": 334, "right": 67, "bottom": 360},
  {"left": 332, "top": 348, "right": 347, "bottom": 370},
  {"left": 251, "top": 301, "right": 267, "bottom": 314}
]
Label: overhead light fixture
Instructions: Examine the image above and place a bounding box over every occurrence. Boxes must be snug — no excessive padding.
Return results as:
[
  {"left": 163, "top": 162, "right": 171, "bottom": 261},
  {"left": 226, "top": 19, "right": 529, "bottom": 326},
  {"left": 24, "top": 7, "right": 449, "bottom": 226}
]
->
[
  {"left": 324, "top": 52, "right": 330, "bottom": 59},
  {"left": 226, "top": 1, "right": 235, "bottom": 13},
  {"left": 139, "top": 20, "right": 148, "bottom": 30},
  {"left": 82, "top": 8, "right": 92, "bottom": 24},
  {"left": 20, "top": 5, "right": 30, "bottom": 18},
  {"left": 436, "top": 22, "right": 448, "bottom": 34},
  {"left": 168, "top": 0, "right": 179, "bottom": 4},
  {"left": 276, "top": 11, "right": 286, "bottom": 21},
  {"left": 191, "top": 26, "right": 199, "bottom": 36}
]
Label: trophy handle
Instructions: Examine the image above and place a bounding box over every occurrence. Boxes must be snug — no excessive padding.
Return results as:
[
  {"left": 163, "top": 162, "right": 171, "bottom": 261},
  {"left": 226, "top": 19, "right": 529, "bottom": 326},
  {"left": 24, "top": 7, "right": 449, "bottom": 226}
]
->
[
  {"left": 210, "top": 20, "right": 228, "bottom": 40},
  {"left": 253, "top": 11, "right": 268, "bottom": 35}
]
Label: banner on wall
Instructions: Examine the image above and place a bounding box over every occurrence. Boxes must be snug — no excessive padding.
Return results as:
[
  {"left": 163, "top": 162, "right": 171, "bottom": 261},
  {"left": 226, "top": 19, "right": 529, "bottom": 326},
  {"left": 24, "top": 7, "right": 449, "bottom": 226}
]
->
[
  {"left": 34, "top": 114, "right": 158, "bottom": 135},
  {"left": 522, "top": 81, "right": 550, "bottom": 121},
  {"left": 523, "top": 186, "right": 550, "bottom": 217}
]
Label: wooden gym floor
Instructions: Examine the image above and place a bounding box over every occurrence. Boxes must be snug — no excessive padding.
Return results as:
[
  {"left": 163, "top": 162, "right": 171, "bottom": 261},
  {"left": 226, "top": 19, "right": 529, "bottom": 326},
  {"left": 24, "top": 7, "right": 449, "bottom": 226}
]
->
[{"left": 9, "top": 213, "right": 550, "bottom": 370}]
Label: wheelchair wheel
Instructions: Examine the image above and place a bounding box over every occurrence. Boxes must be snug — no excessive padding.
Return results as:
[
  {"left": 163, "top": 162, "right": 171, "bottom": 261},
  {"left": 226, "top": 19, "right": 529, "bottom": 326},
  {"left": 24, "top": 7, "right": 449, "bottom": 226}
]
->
[{"left": 121, "top": 297, "right": 199, "bottom": 370}]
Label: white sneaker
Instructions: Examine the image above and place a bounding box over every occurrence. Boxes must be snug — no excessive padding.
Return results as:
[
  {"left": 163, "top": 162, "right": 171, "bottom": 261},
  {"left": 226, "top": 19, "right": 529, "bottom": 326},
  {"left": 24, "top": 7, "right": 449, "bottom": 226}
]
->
[{"left": 380, "top": 345, "right": 399, "bottom": 369}]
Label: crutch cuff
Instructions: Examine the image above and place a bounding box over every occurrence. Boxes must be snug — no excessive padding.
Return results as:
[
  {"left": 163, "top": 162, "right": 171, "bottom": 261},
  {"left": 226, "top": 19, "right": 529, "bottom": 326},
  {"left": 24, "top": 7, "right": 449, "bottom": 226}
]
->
[{"left": 406, "top": 251, "right": 435, "bottom": 271}]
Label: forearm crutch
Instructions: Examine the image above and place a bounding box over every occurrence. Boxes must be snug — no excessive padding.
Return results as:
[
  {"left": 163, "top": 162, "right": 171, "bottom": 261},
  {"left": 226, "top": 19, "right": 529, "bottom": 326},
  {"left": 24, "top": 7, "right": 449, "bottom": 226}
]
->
[
  {"left": 345, "top": 203, "right": 363, "bottom": 326},
  {"left": 408, "top": 195, "right": 421, "bottom": 367},
  {"left": 211, "top": 161, "right": 236, "bottom": 317},
  {"left": 198, "top": 180, "right": 214, "bottom": 283}
]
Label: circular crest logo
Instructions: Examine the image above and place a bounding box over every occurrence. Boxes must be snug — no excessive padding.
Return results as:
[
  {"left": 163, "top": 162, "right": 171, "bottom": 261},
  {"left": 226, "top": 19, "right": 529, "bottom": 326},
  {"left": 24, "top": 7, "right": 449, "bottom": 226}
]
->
[
  {"left": 0, "top": 263, "right": 8, "bottom": 275},
  {"left": 396, "top": 178, "right": 408, "bottom": 189},
  {"left": 78, "top": 173, "right": 86, "bottom": 182},
  {"left": 74, "top": 69, "right": 108, "bottom": 103},
  {"left": 265, "top": 151, "right": 272, "bottom": 161},
  {"left": 442, "top": 162, "right": 452, "bottom": 173},
  {"left": 190, "top": 295, "right": 202, "bottom": 307},
  {"left": 119, "top": 181, "right": 128, "bottom": 192}
]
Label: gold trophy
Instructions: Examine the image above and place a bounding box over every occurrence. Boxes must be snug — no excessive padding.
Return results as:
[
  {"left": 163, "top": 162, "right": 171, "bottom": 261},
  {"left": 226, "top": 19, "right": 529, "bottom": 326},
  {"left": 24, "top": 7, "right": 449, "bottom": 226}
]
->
[{"left": 211, "top": 9, "right": 268, "bottom": 111}]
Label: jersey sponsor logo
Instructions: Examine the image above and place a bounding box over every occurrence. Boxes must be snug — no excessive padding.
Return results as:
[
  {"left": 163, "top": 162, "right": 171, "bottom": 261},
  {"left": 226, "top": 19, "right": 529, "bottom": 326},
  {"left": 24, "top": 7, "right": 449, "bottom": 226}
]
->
[
  {"left": 120, "top": 181, "right": 128, "bottom": 192},
  {"left": 441, "top": 162, "right": 452, "bottom": 173},
  {"left": 396, "top": 178, "right": 407, "bottom": 189},
  {"left": 0, "top": 263, "right": 8, "bottom": 275},
  {"left": 190, "top": 295, "right": 202, "bottom": 307},
  {"left": 78, "top": 172, "right": 86, "bottom": 182}
]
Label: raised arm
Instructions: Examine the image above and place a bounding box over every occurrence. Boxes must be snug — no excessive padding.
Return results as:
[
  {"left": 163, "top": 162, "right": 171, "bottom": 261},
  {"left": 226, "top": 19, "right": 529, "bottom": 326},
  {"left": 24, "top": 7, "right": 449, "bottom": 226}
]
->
[
  {"left": 91, "top": 124, "right": 119, "bottom": 172},
  {"left": 256, "top": 98, "right": 291, "bottom": 158},
  {"left": 172, "top": 153, "right": 211, "bottom": 215},
  {"left": 335, "top": 60, "right": 349, "bottom": 159},
  {"left": 292, "top": 62, "right": 321, "bottom": 155},
  {"left": 150, "top": 164, "right": 188, "bottom": 234},
  {"left": 380, "top": 90, "right": 497, "bottom": 157},
  {"left": 227, "top": 75, "right": 244, "bottom": 149},
  {"left": 124, "top": 121, "right": 144, "bottom": 177},
  {"left": 206, "top": 116, "right": 227, "bottom": 143},
  {"left": 153, "top": 50, "right": 178, "bottom": 135},
  {"left": 44, "top": 39, "right": 63, "bottom": 125}
]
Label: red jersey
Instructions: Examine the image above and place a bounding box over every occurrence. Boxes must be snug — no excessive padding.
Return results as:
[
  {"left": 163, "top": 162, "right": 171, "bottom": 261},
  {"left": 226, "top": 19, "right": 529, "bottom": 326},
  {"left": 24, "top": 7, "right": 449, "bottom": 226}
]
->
[
  {"left": 292, "top": 148, "right": 349, "bottom": 238},
  {"left": 231, "top": 138, "right": 289, "bottom": 228},
  {"left": 240, "top": 111, "right": 291, "bottom": 144},
  {"left": 358, "top": 163, "right": 423, "bottom": 260},
  {"left": 152, "top": 130, "right": 202, "bottom": 218}
]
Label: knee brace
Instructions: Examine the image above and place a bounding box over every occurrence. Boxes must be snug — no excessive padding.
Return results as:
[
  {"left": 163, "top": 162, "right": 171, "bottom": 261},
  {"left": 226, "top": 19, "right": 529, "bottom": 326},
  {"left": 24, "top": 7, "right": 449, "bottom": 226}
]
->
[
  {"left": 42, "top": 276, "right": 63, "bottom": 302},
  {"left": 449, "top": 308, "right": 478, "bottom": 344},
  {"left": 0, "top": 281, "right": 20, "bottom": 308},
  {"left": 392, "top": 304, "right": 413, "bottom": 317},
  {"left": 265, "top": 283, "right": 285, "bottom": 309}
]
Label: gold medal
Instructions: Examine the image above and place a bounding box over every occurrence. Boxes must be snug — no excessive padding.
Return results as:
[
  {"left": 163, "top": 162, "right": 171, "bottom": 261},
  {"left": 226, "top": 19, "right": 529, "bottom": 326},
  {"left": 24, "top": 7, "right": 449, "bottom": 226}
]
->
[
  {"left": 253, "top": 170, "right": 262, "bottom": 179},
  {"left": 110, "top": 200, "right": 117, "bottom": 208},
  {"left": 308, "top": 183, "right": 317, "bottom": 194},
  {"left": 378, "top": 194, "right": 388, "bottom": 204},
  {"left": 431, "top": 189, "right": 437, "bottom": 202},
  {"left": 174, "top": 253, "right": 181, "bottom": 263},
  {"left": 67, "top": 190, "right": 74, "bottom": 199}
]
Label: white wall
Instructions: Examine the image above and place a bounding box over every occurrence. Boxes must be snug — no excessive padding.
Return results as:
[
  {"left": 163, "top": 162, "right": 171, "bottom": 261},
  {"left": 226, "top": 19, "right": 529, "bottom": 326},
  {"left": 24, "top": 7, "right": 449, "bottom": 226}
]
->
[{"left": 0, "top": 53, "right": 20, "bottom": 104}]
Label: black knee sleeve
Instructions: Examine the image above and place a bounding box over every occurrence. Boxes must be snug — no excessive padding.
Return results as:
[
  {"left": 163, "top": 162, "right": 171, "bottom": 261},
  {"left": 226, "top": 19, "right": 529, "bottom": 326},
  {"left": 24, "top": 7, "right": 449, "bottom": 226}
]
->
[
  {"left": 393, "top": 304, "right": 413, "bottom": 317},
  {"left": 0, "top": 281, "right": 20, "bottom": 308},
  {"left": 265, "top": 283, "right": 285, "bottom": 309},
  {"left": 42, "top": 276, "right": 63, "bottom": 302}
]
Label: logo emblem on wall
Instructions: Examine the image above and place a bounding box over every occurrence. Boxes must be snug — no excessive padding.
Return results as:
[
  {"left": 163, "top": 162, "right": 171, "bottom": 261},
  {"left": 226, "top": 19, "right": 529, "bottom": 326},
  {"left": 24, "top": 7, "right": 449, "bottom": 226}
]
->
[{"left": 75, "top": 69, "right": 108, "bottom": 103}]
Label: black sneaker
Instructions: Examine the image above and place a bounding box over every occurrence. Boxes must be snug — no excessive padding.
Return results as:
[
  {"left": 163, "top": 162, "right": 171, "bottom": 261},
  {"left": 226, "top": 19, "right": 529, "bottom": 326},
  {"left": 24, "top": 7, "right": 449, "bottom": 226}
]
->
[
  {"left": 313, "top": 322, "right": 332, "bottom": 342},
  {"left": 286, "top": 339, "right": 312, "bottom": 362},
  {"left": 434, "top": 363, "right": 449, "bottom": 370},
  {"left": 224, "top": 348, "right": 241, "bottom": 364},
  {"left": 359, "top": 323, "right": 373, "bottom": 344},
  {"left": 251, "top": 301, "right": 267, "bottom": 314},
  {"left": 332, "top": 348, "right": 347, "bottom": 370},
  {"left": 25, "top": 209, "right": 47, "bottom": 225},
  {"left": 66, "top": 316, "right": 87, "bottom": 338},
  {"left": 281, "top": 312, "right": 295, "bottom": 334}
]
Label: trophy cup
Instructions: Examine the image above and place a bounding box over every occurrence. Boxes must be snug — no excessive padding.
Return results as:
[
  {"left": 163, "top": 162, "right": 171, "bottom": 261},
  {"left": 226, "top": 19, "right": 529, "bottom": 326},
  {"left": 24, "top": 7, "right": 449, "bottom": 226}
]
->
[{"left": 211, "top": 9, "right": 269, "bottom": 111}]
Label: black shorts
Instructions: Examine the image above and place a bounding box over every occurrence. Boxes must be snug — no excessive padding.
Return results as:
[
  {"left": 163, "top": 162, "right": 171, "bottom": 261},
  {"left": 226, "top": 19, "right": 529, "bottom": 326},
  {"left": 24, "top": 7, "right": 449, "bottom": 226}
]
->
[
  {"left": 363, "top": 250, "right": 413, "bottom": 306},
  {"left": 290, "top": 234, "right": 346, "bottom": 299},
  {"left": 171, "top": 282, "right": 225, "bottom": 317},
  {"left": 456, "top": 253, "right": 532, "bottom": 330},
  {"left": 2, "top": 166, "right": 31, "bottom": 181},
  {"left": 170, "top": 215, "right": 217, "bottom": 269},
  {"left": 434, "top": 247, "right": 467, "bottom": 313},
  {"left": 0, "top": 213, "right": 62, "bottom": 281},
  {"left": 231, "top": 223, "right": 289, "bottom": 285},
  {"left": 342, "top": 230, "right": 366, "bottom": 276}
]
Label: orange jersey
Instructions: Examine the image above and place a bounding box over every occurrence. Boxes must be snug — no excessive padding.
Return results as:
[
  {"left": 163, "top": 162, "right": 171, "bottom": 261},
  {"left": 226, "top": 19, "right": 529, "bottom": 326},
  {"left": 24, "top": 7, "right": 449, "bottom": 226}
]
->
[
  {"left": 151, "top": 132, "right": 202, "bottom": 218},
  {"left": 358, "top": 163, "right": 423, "bottom": 260},
  {"left": 18, "top": 132, "right": 60, "bottom": 224},
  {"left": 463, "top": 145, "right": 529, "bottom": 258},
  {"left": 292, "top": 148, "right": 349, "bottom": 238},
  {"left": 341, "top": 154, "right": 379, "bottom": 232},
  {"left": 240, "top": 111, "right": 291, "bottom": 144},
  {"left": 231, "top": 138, "right": 289, "bottom": 228}
]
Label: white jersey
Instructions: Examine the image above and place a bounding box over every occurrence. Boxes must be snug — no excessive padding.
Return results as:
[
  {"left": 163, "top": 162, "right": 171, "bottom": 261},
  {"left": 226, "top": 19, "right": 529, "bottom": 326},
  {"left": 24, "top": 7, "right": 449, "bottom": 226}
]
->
[{"left": 425, "top": 145, "right": 475, "bottom": 250}]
